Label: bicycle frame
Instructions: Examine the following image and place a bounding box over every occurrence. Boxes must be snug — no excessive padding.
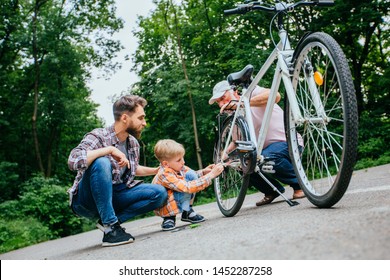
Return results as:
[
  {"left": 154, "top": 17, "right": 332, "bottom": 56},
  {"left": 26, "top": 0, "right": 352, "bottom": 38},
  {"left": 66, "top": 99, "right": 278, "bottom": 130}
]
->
[{"left": 221, "top": 27, "right": 327, "bottom": 166}]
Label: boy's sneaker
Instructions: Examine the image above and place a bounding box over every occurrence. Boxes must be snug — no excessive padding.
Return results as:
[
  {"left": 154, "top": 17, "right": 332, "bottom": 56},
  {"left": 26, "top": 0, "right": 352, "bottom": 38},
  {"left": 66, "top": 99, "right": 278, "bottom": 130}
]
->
[
  {"left": 181, "top": 209, "right": 205, "bottom": 224},
  {"left": 102, "top": 222, "right": 134, "bottom": 247},
  {"left": 162, "top": 217, "right": 176, "bottom": 231},
  {"left": 190, "top": 207, "right": 204, "bottom": 221}
]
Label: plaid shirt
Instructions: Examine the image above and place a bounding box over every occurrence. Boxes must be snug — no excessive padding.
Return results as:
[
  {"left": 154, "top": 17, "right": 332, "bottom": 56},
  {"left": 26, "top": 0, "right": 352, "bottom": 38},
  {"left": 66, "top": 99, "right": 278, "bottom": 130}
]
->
[
  {"left": 67, "top": 124, "right": 141, "bottom": 204},
  {"left": 153, "top": 166, "right": 211, "bottom": 217}
]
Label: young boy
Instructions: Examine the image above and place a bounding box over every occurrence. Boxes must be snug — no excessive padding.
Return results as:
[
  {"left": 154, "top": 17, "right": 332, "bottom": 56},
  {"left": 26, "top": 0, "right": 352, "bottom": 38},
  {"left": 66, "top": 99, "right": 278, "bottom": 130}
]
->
[{"left": 153, "top": 139, "right": 224, "bottom": 231}]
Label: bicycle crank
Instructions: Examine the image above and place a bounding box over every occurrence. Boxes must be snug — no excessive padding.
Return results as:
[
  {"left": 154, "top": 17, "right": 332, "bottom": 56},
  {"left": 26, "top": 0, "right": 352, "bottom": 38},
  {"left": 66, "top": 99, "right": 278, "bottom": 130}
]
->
[{"left": 227, "top": 140, "right": 257, "bottom": 175}]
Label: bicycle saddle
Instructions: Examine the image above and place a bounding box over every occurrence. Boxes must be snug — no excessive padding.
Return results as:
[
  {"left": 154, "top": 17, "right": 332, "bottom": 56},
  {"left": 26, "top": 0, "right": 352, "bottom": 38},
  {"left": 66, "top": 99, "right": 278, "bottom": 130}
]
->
[{"left": 227, "top": 64, "right": 254, "bottom": 86}]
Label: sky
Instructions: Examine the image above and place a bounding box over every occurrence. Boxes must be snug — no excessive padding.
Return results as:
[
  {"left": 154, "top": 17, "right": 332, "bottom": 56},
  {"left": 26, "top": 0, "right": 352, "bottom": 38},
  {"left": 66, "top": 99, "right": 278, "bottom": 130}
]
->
[{"left": 89, "top": 1, "right": 155, "bottom": 125}]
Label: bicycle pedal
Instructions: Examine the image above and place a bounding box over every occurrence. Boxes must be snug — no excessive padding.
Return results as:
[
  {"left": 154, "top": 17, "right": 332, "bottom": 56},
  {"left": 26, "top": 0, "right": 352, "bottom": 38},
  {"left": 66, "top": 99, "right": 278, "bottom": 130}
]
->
[
  {"left": 234, "top": 140, "right": 255, "bottom": 153},
  {"left": 261, "top": 161, "right": 275, "bottom": 173}
]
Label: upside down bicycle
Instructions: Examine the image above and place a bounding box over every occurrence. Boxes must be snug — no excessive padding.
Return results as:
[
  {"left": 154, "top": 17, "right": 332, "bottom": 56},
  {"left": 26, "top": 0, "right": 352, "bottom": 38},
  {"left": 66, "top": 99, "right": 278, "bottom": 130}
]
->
[{"left": 213, "top": 0, "right": 358, "bottom": 217}]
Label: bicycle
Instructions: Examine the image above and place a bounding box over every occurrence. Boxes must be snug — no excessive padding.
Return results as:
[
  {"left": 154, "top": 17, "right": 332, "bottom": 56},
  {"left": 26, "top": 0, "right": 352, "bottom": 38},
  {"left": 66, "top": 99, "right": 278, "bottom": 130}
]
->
[{"left": 213, "top": 0, "right": 358, "bottom": 217}]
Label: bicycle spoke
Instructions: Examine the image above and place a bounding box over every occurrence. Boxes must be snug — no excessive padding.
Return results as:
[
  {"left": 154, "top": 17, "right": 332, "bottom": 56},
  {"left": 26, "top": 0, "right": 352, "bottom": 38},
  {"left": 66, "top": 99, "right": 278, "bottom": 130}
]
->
[{"left": 213, "top": 116, "right": 250, "bottom": 216}]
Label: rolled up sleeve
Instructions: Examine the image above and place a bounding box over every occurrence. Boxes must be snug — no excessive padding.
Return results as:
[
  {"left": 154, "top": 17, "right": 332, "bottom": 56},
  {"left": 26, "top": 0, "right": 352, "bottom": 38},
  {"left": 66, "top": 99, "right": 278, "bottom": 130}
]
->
[
  {"left": 67, "top": 132, "right": 103, "bottom": 171},
  {"left": 68, "top": 148, "right": 88, "bottom": 171}
]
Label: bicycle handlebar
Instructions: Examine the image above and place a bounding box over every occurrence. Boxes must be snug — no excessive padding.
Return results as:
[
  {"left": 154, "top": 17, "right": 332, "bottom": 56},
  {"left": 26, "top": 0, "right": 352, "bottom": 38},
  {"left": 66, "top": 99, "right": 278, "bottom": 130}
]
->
[{"left": 224, "top": 0, "right": 334, "bottom": 16}]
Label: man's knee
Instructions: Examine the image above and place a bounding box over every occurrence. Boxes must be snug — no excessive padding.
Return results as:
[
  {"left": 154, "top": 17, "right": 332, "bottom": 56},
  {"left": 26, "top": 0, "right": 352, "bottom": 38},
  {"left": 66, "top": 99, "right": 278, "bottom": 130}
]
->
[
  {"left": 90, "top": 157, "right": 111, "bottom": 175},
  {"left": 153, "top": 184, "right": 168, "bottom": 204}
]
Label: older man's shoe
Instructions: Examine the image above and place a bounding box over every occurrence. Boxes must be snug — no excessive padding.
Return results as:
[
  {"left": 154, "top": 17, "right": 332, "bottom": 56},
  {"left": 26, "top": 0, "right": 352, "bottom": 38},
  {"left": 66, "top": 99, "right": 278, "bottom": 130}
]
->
[
  {"left": 255, "top": 194, "right": 279, "bottom": 206},
  {"left": 292, "top": 190, "right": 306, "bottom": 199}
]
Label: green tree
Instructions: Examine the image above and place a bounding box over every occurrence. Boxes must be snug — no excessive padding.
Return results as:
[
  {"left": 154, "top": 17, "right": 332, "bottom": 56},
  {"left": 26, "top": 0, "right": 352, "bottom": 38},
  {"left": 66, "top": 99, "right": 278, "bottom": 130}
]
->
[
  {"left": 0, "top": 0, "right": 124, "bottom": 187},
  {"left": 304, "top": 0, "right": 390, "bottom": 164},
  {"left": 310, "top": 0, "right": 390, "bottom": 114}
]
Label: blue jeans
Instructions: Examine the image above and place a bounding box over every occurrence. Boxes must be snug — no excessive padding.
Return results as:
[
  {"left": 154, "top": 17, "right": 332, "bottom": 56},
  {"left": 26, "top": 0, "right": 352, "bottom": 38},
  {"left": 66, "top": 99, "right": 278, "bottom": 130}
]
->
[
  {"left": 71, "top": 157, "right": 167, "bottom": 226},
  {"left": 172, "top": 170, "right": 198, "bottom": 213},
  {"left": 250, "top": 141, "right": 301, "bottom": 196}
]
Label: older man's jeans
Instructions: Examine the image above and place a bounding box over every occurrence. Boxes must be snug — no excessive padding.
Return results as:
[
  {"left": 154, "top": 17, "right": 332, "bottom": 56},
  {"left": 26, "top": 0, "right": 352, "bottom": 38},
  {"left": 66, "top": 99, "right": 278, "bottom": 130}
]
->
[
  {"left": 71, "top": 157, "right": 167, "bottom": 226},
  {"left": 250, "top": 141, "right": 301, "bottom": 196}
]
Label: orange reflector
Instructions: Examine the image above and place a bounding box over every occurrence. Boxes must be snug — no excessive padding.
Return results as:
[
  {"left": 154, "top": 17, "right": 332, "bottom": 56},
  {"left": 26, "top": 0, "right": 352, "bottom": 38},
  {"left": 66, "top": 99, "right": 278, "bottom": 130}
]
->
[{"left": 314, "top": 71, "right": 323, "bottom": 86}]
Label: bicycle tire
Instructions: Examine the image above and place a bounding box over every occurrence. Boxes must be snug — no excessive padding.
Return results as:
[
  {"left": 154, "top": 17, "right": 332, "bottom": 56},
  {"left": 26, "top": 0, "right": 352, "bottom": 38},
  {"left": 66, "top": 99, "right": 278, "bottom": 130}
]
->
[
  {"left": 285, "top": 32, "right": 358, "bottom": 208},
  {"left": 213, "top": 115, "right": 251, "bottom": 217}
]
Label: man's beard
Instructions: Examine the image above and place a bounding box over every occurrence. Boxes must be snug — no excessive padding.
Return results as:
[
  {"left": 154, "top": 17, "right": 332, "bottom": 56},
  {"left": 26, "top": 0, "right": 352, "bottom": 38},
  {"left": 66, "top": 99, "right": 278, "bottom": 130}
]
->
[{"left": 126, "top": 127, "right": 142, "bottom": 139}]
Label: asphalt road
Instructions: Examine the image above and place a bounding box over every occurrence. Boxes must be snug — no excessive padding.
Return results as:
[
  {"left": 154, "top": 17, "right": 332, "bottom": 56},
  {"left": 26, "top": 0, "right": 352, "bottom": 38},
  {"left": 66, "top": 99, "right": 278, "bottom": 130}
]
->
[{"left": 1, "top": 164, "right": 389, "bottom": 260}]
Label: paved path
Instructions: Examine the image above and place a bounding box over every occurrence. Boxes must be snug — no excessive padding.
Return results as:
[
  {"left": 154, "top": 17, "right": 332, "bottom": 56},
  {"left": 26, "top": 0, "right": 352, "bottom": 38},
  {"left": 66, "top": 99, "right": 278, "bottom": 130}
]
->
[{"left": 1, "top": 164, "right": 389, "bottom": 260}]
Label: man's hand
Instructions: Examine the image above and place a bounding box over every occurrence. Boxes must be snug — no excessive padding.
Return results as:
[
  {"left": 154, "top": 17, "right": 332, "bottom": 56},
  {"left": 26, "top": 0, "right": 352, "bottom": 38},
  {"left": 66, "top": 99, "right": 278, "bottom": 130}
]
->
[
  {"left": 86, "top": 146, "right": 129, "bottom": 168},
  {"left": 110, "top": 147, "right": 130, "bottom": 168},
  {"left": 220, "top": 102, "right": 236, "bottom": 114}
]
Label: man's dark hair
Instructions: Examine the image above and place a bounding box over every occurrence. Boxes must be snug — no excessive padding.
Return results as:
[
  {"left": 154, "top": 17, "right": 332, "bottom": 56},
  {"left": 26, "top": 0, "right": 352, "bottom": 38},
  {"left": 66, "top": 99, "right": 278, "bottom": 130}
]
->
[{"left": 113, "top": 95, "right": 147, "bottom": 121}]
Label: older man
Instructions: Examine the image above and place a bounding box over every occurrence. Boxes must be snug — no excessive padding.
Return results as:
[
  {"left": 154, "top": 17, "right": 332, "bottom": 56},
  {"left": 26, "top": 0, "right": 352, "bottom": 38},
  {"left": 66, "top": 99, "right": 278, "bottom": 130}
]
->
[{"left": 209, "top": 81, "right": 305, "bottom": 206}]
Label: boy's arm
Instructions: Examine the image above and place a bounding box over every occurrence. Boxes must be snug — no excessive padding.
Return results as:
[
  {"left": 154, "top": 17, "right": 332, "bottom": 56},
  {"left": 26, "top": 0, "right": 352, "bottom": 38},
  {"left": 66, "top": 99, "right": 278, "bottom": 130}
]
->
[{"left": 159, "top": 170, "right": 212, "bottom": 194}]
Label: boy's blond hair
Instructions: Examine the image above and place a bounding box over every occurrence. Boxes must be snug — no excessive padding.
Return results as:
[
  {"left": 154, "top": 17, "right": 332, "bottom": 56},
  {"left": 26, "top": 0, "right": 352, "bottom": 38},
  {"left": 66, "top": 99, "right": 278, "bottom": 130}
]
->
[{"left": 154, "top": 139, "right": 185, "bottom": 162}]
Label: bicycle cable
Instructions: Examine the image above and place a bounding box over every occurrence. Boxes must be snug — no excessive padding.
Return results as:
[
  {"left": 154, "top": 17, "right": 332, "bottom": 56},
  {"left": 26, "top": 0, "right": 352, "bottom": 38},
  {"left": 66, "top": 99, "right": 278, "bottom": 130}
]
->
[{"left": 269, "top": 3, "right": 289, "bottom": 50}]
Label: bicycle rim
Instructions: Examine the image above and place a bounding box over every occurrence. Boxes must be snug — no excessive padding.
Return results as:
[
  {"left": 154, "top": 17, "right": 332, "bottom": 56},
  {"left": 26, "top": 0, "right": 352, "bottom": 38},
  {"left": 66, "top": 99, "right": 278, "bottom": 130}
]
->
[
  {"left": 286, "top": 32, "right": 358, "bottom": 208},
  {"left": 214, "top": 116, "right": 250, "bottom": 217}
]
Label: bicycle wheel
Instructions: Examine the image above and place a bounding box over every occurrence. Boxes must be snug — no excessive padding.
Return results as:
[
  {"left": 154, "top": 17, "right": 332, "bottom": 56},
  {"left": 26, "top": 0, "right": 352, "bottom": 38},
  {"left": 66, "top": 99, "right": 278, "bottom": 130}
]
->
[
  {"left": 213, "top": 115, "right": 252, "bottom": 217},
  {"left": 285, "top": 32, "right": 358, "bottom": 208}
]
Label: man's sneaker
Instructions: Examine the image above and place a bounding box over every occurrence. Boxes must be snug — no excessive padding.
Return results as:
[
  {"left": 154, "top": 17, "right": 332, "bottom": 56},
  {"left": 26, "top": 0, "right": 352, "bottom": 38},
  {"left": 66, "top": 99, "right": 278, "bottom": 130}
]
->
[
  {"left": 181, "top": 209, "right": 205, "bottom": 224},
  {"left": 161, "top": 217, "right": 176, "bottom": 231},
  {"left": 102, "top": 222, "right": 134, "bottom": 247}
]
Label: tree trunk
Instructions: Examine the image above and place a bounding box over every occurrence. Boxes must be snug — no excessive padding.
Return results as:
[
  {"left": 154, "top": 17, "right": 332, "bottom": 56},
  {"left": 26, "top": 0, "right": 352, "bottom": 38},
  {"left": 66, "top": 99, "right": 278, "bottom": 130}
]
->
[
  {"left": 167, "top": 1, "right": 203, "bottom": 169},
  {"left": 32, "top": 0, "right": 45, "bottom": 174}
]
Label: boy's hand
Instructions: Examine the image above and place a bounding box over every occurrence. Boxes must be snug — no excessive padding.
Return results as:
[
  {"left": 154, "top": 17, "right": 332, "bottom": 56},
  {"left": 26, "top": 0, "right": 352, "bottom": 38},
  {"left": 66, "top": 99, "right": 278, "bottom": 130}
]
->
[
  {"left": 209, "top": 163, "right": 224, "bottom": 179},
  {"left": 202, "top": 164, "right": 215, "bottom": 175}
]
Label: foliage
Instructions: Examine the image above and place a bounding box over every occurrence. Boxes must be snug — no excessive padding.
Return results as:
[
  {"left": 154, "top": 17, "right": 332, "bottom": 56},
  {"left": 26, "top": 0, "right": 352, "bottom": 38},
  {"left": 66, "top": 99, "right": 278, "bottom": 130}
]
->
[
  {"left": 0, "top": 217, "right": 53, "bottom": 254},
  {"left": 0, "top": 175, "right": 89, "bottom": 254},
  {"left": 0, "top": 0, "right": 120, "bottom": 183},
  {"left": 0, "top": 175, "right": 85, "bottom": 238},
  {"left": 313, "top": 0, "right": 390, "bottom": 115},
  {"left": 18, "top": 175, "right": 83, "bottom": 237},
  {"left": 0, "top": 162, "right": 20, "bottom": 202},
  {"left": 355, "top": 111, "right": 390, "bottom": 169}
]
